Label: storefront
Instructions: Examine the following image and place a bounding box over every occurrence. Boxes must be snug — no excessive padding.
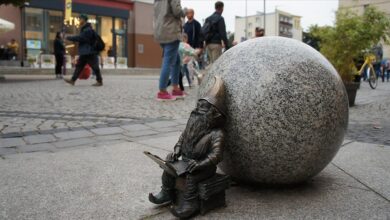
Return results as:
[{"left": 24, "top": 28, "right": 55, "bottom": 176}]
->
[
  {"left": 0, "top": 0, "right": 162, "bottom": 68},
  {"left": 23, "top": 0, "right": 131, "bottom": 63}
]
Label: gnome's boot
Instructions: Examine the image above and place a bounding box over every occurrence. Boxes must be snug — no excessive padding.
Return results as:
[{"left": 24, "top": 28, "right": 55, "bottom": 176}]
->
[
  {"left": 149, "top": 171, "right": 175, "bottom": 204},
  {"left": 171, "top": 178, "right": 199, "bottom": 218},
  {"left": 171, "top": 198, "right": 199, "bottom": 218},
  {"left": 149, "top": 187, "right": 173, "bottom": 204}
]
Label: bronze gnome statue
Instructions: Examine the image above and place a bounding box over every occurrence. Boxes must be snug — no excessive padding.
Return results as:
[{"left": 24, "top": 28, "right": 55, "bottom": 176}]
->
[{"left": 148, "top": 76, "right": 227, "bottom": 218}]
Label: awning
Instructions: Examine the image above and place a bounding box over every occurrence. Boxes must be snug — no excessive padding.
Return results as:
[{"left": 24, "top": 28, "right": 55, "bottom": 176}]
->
[{"left": 0, "top": 18, "right": 15, "bottom": 33}]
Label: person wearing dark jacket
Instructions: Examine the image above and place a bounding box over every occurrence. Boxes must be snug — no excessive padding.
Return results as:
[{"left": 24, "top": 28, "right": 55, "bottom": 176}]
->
[
  {"left": 183, "top": 9, "right": 202, "bottom": 49},
  {"left": 54, "top": 32, "right": 65, "bottom": 79},
  {"left": 64, "top": 14, "right": 102, "bottom": 86},
  {"left": 205, "top": 1, "right": 229, "bottom": 64}
]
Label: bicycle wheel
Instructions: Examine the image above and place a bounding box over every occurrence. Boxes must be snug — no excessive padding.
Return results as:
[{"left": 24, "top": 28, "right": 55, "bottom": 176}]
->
[{"left": 368, "top": 66, "right": 378, "bottom": 89}]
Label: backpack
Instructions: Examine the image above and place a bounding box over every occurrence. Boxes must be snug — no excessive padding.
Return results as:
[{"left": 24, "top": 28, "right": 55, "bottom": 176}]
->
[
  {"left": 201, "top": 15, "right": 221, "bottom": 42},
  {"left": 93, "top": 31, "right": 105, "bottom": 52}
]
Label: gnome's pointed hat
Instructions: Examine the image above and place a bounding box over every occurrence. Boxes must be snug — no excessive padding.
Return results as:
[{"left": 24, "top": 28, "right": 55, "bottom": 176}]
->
[{"left": 200, "top": 76, "right": 227, "bottom": 117}]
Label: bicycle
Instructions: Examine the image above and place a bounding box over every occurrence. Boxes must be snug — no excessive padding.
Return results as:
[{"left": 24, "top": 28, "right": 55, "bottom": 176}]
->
[{"left": 354, "top": 53, "right": 378, "bottom": 89}]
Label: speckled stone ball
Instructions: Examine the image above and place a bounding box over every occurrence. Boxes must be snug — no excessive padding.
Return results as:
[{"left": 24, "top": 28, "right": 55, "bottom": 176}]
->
[{"left": 198, "top": 37, "right": 349, "bottom": 184}]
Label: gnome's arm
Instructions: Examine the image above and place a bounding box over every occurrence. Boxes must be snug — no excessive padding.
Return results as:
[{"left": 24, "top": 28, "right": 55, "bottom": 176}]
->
[
  {"left": 173, "top": 134, "right": 183, "bottom": 156},
  {"left": 192, "top": 130, "right": 224, "bottom": 170},
  {"left": 205, "top": 130, "right": 224, "bottom": 166}
]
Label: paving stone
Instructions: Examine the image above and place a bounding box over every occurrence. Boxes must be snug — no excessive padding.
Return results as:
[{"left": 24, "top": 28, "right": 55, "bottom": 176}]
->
[
  {"left": 1, "top": 132, "right": 23, "bottom": 138},
  {"left": 152, "top": 126, "right": 184, "bottom": 133},
  {"left": 122, "top": 130, "right": 159, "bottom": 138},
  {"left": 18, "top": 143, "right": 55, "bottom": 153},
  {"left": 90, "top": 127, "right": 124, "bottom": 135},
  {"left": 121, "top": 124, "right": 151, "bottom": 132},
  {"left": 54, "top": 130, "right": 95, "bottom": 140},
  {"left": 54, "top": 138, "right": 96, "bottom": 149},
  {"left": 24, "top": 134, "right": 56, "bottom": 144},
  {"left": 93, "top": 134, "right": 129, "bottom": 141},
  {"left": 144, "top": 121, "right": 179, "bottom": 129},
  {"left": 0, "top": 147, "right": 17, "bottom": 155},
  {"left": 174, "top": 118, "right": 188, "bottom": 125},
  {"left": 0, "top": 137, "right": 25, "bottom": 148}
]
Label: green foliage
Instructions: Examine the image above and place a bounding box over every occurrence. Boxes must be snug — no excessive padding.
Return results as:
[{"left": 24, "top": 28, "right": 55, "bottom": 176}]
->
[
  {"left": 310, "top": 6, "right": 390, "bottom": 81},
  {"left": 0, "top": 0, "right": 29, "bottom": 7}
]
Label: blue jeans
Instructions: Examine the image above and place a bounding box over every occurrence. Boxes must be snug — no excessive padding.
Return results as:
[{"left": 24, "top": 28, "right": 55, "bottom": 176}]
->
[
  {"left": 182, "top": 64, "right": 191, "bottom": 85},
  {"left": 159, "top": 41, "right": 180, "bottom": 90}
]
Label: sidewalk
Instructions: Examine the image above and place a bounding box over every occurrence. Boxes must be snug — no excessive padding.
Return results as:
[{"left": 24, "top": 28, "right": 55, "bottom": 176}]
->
[{"left": 0, "top": 130, "right": 389, "bottom": 219}]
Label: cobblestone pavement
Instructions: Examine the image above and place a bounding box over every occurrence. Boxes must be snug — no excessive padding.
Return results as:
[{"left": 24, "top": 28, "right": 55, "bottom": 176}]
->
[
  {"left": 1, "top": 74, "right": 390, "bottom": 157},
  {"left": 0, "top": 75, "right": 195, "bottom": 156},
  {"left": 347, "top": 81, "right": 390, "bottom": 145}
]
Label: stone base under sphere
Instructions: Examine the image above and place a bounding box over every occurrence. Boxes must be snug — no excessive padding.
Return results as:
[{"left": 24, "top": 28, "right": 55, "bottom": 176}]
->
[{"left": 198, "top": 37, "right": 349, "bottom": 184}]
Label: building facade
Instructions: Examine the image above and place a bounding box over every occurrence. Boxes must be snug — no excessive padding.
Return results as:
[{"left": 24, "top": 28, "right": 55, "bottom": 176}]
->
[
  {"left": 235, "top": 9, "right": 302, "bottom": 42},
  {"left": 339, "top": 0, "right": 390, "bottom": 58},
  {"left": 0, "top": 0, "right": 162, "bottom": 68}
]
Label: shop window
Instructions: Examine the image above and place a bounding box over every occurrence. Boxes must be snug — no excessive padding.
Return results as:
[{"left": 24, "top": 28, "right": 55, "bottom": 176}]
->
[
  {"left": 25, "top": 8, "right": 44, "bottom": 59},
  {"left": 48, "top": 10, "right": 63, "bottom": 53},
  {"left": 98, "top": 16, "right": 113, "bottom": 57},
  {"left": 26, "top": 8, "right": 43, "bottom": 32},
  {"left": 114, "top": 18, "right": 126, "bottom": 58}
]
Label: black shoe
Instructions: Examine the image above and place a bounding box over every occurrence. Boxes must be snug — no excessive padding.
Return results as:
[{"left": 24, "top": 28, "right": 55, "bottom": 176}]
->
[
  {"left": 170, "top": 199, "right": 199, "bottom": 219},
  {"left": 92, "top": 81, "right": 103, "bottom": 86},
  {"left": 148, "top": 189, "right": 173, "bottom": 204},
  {"left": 64, "top": 78, "right": 75, "bottom": 85}
]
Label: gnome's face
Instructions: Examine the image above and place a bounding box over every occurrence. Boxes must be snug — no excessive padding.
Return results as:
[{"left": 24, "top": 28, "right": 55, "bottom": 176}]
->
[{"left": 195, "top": 100, "right": 212, "bottom": 115}]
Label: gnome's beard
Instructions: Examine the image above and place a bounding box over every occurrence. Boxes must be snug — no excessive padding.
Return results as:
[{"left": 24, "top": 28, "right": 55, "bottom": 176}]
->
[{"left": 181, "top": 110, "right": 211, "bottom": 152}]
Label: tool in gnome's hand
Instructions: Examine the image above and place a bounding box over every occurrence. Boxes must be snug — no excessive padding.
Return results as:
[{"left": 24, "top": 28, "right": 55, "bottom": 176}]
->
[{"left": 143, "top": 151, "right": 189, "bottom": 177}]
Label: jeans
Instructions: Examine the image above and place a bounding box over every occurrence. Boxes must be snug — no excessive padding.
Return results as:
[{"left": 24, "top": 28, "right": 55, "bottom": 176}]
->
[
  {"left": 71, "top": 54, "right": 102, "bottom": 82},
  {"left": 182, "top": 64, "right": 191, "bottom": 85},
  {"left": 159, "top": 41, "right": 180, "bottom": 90}
]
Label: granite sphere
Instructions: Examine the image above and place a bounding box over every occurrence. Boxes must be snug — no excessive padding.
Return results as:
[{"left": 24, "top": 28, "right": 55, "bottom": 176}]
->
[{"left": 198, "top": 37, "right": 349, "bottom": 184}]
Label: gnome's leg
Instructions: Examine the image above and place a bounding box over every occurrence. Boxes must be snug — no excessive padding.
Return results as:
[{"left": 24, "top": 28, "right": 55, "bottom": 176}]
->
[
  {"left": 162, "top": 171, "right": 176, "bottom": 190},
  {"left": 184, "top": 167, "right": 217, "bottom": 200},
  {"left": 149, "top": 171, "right": 175, "bottom": 204}
]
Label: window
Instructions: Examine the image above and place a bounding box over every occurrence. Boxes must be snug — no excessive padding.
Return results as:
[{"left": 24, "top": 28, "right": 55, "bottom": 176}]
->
[
  {"left": 48, "top": 10, "right": 63, "bottom": 53},
  {"left": 114, "top": 18, "right": 126, "bottom": 57},
  {"left": 98, "top": 16, "right": 113, "bottom": 57},
  {"left": 25, "top": 8, "right": 43, "bottom": 32}
]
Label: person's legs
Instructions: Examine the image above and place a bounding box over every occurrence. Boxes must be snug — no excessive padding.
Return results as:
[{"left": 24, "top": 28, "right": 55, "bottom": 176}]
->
[
  {"left": 159, "top": 41, "right": 180, "bottom": 91},
  {"left": 183, "top": 64, "right": 191, "bottom": 85},
  {"left": 55, "top": 54, "right": 63, "bottom": 77},
  {"left": 70, "top": 55, "right": 88, "bottom": 82},
  {"left": 178, "top": 71, "right": 184, "bottom": 91},
  {"left": 87, "top": 54, "right": 103, "bottom": 84},
  {"left": 207, "top": 44, "right": 222, "bottom": 64}
]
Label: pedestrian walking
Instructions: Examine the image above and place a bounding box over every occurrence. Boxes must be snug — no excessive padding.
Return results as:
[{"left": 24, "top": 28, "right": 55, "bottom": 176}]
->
[
  {"left": 203, "top": 1, "right": 229, "bottom": 64},
  {"left": 153, "top": 0, "right": 186, "bottom": 101},
  {"left": 180, "top": 33, "right": 200, "bottom": 87},
  {"left": 64, "top": 14, "right": 103, "bottom": 86},
  {"left": 184, "top": 9, "right": 202, "bottom": 50},
  {"left": 54, "top": 32, "right": 65, "bottom": 79}
]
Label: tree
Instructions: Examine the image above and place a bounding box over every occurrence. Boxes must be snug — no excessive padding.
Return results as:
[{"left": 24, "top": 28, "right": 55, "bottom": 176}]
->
[
  {"left": 312, "top": 6, "right": 390, "bottom": 81},
  {"left": 303, "top": 25, "right": 330, "bottom": 51},
  {"left": 0, "top": 0, "right": 29, "bottom": 7}
]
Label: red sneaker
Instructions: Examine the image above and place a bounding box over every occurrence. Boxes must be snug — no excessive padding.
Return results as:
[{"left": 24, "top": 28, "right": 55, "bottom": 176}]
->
[
  {"left": 172, "top": 90, "right": 186, "bottom": 99},
  {"left": 157, "top": 91, "right": 177, "bottom": 101}
]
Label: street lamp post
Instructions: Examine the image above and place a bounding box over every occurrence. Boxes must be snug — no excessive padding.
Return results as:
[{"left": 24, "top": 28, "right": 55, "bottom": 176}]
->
[
  {"left": 245, "top": 0, "right": 248, "bottom": 40},
  {"left": 263, "top": 0, "right": 266, "bottom": 33}
]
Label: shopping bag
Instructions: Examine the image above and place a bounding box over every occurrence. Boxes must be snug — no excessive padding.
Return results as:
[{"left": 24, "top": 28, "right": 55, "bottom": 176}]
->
[{"left": 79, "top": 64, "right": 92, "bottom": 80}]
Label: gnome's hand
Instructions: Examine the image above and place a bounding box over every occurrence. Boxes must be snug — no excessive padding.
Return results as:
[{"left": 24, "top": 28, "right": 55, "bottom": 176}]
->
[
  {"left": 166, "top": 152, "right": 178, "bottom": 162},
  {"left": 187, "top": 159, "right": 211, "bottom": 173},
  {"left": 187, "top": 160, "right": 200, "bottom": 173}
]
